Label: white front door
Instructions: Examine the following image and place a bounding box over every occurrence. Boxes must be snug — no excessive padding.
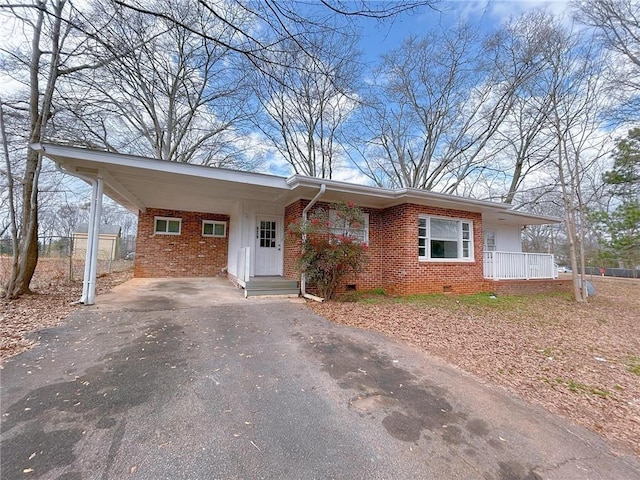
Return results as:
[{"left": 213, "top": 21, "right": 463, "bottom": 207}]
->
[{"left": 254, "top": 215, "right": 282, "bottom": 276}]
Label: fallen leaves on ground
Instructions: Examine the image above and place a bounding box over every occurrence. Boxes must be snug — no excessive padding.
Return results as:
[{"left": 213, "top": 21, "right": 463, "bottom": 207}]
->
[
  {"left": 309, "top": 276, "right": 640, "bottom": 457},
  {"left": 1, "top": 269, "right": 133, "bottom": 362}
]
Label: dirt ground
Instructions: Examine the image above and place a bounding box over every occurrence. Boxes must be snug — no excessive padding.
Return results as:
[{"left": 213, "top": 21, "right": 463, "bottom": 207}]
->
[{"left": 309, "top": 275, "right": 640, "bottom": 458}]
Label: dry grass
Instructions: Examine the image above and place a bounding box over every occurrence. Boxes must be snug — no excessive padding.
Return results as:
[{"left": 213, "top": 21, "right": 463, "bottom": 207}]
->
[
  {"left": 0, "top": 256, "right": 132, "bottom": 292},
  {"left": 309, "top": 275, "right": 640, "bottom": 457}
]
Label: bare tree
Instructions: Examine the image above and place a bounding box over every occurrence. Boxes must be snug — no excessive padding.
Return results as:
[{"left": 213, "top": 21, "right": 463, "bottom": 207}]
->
[
  {"left": 250, "top": 30, "right": 360, "bottom": 178},
  {"left": 574, "top": 0, "right": 639, "bottom": 69},
  {"left": 110, "top": 0, "right": 438, "bottom": 73},
  {"left": 2, "top": 0, "right": 68, "bottom": 297},
  {"left": 352, "top": 21, "right": 542, "bottom": 193},
  {"left": 518, "top": 187, "right": 565, "bottom": 255},
  {"left": 58, "top": 0, "right": 253, "bottom": 167},
  {"left": 0, "top": 0, "right": 117, "bottom": 298},
  {"left": 488, "top": 12, "right": 561, "bottom": 205},
  {"left": 541, "top": 20, "right": 610, "bottom": 302},
  {"left": 574, "top": 0, "right": 640, "bottom": 120},
  {"left": 0, "top": 98, "right": 19, "bottom": 282}
]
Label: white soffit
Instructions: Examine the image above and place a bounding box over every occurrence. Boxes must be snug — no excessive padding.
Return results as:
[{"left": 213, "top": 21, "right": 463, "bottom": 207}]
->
[
  {"left": 36, "top": 143, "right": 290, "bottom": 214},
  {"left": 483, "top": 209, "right": 562, "bottom": 226}
]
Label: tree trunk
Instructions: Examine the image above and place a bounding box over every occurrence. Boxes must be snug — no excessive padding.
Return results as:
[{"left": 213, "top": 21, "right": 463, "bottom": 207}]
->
[
  {"left": 0, "top": 99, "right": 20, "bottom": 297},
  {"left": 10, "top": 147, "right": 41, "bottom": 296},
  {"left": 6, "top": 0, "right": 63, "bottom": 298}
]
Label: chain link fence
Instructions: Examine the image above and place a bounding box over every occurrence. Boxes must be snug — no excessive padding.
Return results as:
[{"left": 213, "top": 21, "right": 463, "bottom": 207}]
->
[
  {"left": 582, "top": 266, "right": 639, "bottom": 279},
  {"left": 0, "top": 236, "right": 135, "bottom": 291}
]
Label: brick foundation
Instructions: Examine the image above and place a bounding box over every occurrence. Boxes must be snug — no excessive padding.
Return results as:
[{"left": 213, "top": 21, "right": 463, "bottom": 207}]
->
[{"left": 134, "top": 208, "right": 229, "bottom": 278}]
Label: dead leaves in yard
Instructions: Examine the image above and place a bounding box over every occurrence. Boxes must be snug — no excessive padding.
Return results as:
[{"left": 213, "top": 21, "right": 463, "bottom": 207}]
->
[
  {"left": 1, "top": 269, "right": 133, "bottom": 362},
  {"left": 309, "top": 277, "right": 640, "bottom": 457}
]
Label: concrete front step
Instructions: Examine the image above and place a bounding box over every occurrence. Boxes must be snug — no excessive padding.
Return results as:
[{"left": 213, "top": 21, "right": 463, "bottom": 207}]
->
[
  {"left": 244, "top": 277, "right": 300, "bottom": 297},
  {"left": 245, "top": 289, "right": 300, "bottom": 297}
]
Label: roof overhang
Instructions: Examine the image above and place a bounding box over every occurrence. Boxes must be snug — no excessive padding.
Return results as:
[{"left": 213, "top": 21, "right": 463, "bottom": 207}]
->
[
  {"left": 36, "top": 143, "right": 290, "bottom": 214},
  {"left": 286, "top": 176, "right": 560, "bottom": 226},
  {"left": 35, "top": 143, "right": 561, "bottom": 226}
]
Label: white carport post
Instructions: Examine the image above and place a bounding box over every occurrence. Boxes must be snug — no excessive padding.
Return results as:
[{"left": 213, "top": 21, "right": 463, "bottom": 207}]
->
[{"left": 80, "top": 175, "right": 103, "bottom": 305}]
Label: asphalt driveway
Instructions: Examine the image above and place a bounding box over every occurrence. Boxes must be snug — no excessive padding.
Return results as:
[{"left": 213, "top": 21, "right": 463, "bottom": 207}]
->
[{"left": 2, "top": 278, "right": 639, "bottom": 479}]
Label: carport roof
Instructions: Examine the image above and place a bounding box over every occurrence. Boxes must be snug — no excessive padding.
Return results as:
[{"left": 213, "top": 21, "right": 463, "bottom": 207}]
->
[{"left": 35, "top": 143, "right": 560, "bottom": 226}]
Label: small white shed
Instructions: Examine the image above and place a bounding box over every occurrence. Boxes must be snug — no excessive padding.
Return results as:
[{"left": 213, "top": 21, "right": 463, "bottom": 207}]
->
[{"left": 73, "top": 224, "right": 121, "bottom": 261}]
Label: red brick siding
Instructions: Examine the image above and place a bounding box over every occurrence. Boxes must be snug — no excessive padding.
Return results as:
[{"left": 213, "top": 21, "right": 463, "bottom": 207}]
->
[
  {"left": 283, "top": 201, "right": 487, "bottom": 295},
  {"left": 378, "top": 204, "right": 485, "bottom": 295},
  {"left": 283, "top": 200, "right": 305, "bottom": 280},
  {"left": 134, "top": 208, "right": 229, "bottom": 278},
  {"left": 283, "top": 200, "right": 384, "bottom": 292}
]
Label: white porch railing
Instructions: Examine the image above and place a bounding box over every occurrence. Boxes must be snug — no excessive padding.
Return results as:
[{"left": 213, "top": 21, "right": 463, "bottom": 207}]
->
[
  {"left": 483, "top": 251, "right": 557, "bottom": 280},
  {"left": 237, "top": 247, "right": 251, "bottom": 284}
]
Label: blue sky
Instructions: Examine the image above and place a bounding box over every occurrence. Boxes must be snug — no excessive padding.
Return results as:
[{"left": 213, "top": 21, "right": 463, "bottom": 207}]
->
[
  {"left": 357, "top": 0, "right": 571, "bottom": 64},
  {"left": 281, "top": 0, "right": 573, "bottom": 183}
]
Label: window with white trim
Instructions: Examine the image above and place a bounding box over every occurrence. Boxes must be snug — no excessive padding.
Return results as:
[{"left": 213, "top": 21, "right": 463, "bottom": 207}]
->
[
  {"left": 154, "top": 216, "right": 181, "bottom": 235},
  {"left": 202, "top": 220, "right": 227, "bottom": 238},
  {"left": 329, "top": 210, "right": 369, "bottom": 244},
  {"left": 418, "top": 216, "right": 473, "bottom": 261}
]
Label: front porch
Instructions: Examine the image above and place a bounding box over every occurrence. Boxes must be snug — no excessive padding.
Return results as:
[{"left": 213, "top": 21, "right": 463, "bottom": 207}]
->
[{"left": 483, "top": 251, "right": 557, "bottom": 281}]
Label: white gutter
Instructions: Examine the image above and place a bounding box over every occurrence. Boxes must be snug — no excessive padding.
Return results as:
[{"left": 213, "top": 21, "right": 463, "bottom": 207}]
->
[
  {"left": 287, "top": 175, "right": 514, "bottom": 212},
  {"left": 54, "top": 161, "right": 103, "bottom": 305},
  {"left": 300, "top": 183, "right": 326, "bottom": 302}
]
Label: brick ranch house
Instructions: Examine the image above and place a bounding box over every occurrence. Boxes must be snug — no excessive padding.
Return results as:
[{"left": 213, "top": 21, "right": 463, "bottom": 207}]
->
[{"left": 37, "top": 143, "right": 570, "bottom": 301}]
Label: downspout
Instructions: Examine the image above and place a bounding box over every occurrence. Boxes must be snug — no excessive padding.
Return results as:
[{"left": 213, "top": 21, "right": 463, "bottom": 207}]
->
[
  {"left": 301, "top": 183, "right": 326, "bottom": 302},
  {"left": 55, "top": 163, "right": 103, "bottom": 305}
]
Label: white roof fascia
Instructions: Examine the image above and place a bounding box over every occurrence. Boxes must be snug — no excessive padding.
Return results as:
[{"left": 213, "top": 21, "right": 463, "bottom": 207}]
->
[
  {"left": 402, "top": 188, "right": 512, "bottom": 212},
  {"left": 288, "top": 175, "right": 512, "bottom": 212},
  {"left": 287, "top": 175, "right": 560, "bottom": 225},
  {"left": 35, "top": 143, "right": 289, "bottom": 190},
  {"left": 286, "top": 175, "right": 397, "bottom": 201},
  {"left": 498, "top": 209, "right": 562, "bottom": 225}
]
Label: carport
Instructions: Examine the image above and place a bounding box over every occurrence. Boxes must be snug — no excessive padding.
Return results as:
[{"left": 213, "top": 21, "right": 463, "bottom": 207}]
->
[
  {"left": 93, "top": 277, "right": 252, "bottom": 311},
  {"left": 34, "top": 143, "right": 302, "bottom": 304}
]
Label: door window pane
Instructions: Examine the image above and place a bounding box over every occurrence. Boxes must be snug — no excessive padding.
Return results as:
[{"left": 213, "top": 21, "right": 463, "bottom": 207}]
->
[{"left": 260, "top": 221, "right": 276, "bottom": 248}]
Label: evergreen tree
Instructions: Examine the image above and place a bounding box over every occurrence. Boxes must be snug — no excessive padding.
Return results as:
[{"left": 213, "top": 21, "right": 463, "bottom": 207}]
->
[{"left": 595, "top": 128, "right": 640, "bottom": 270}]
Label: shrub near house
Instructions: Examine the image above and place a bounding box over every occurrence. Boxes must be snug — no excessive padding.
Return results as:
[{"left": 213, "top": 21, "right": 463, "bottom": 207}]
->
[{"left": 288, "top": 202, "right": 368, "bottom": 300}]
